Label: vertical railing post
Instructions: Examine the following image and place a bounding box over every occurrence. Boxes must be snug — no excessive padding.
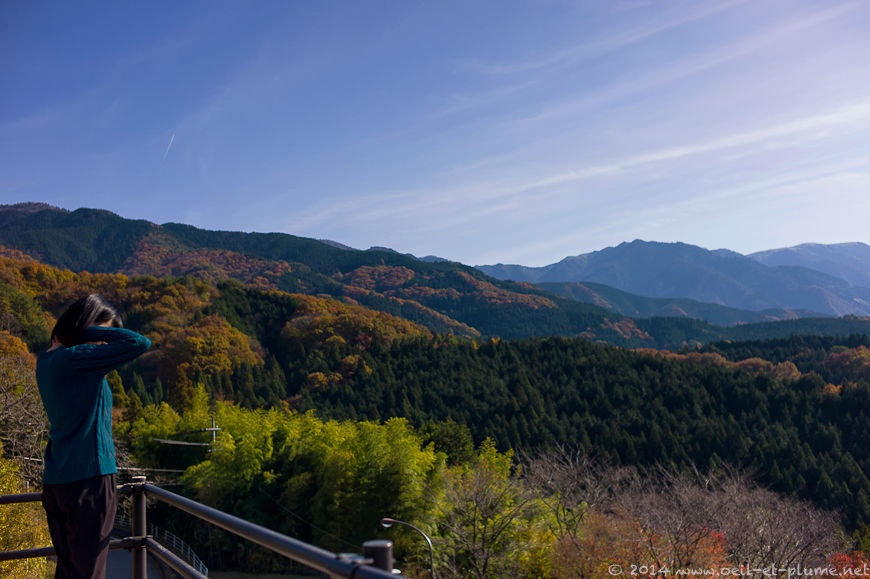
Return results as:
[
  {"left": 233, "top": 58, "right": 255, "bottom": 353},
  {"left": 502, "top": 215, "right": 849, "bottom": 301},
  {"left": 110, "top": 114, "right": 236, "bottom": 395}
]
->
[
  {"left": 131, "top": 475, "right": 148, "bottom": 579},
  {"left": 363, "top": 540, "right": 393, "bottom": 572}
]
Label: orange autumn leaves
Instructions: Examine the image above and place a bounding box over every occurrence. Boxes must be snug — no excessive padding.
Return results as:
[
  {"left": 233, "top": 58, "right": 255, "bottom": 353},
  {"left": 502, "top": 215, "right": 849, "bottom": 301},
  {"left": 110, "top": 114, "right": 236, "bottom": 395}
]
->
[
  {"left": 338, "top": 265, "right": 557, "bottom": 309},
  {"left": 121, "top": 232, "right": 295, "bottom": 290},
  {"left": 152, "top": 314, "right": 264, "bottom": 387},
  {"left": 0, "top": 252, "right": 431, "bottom": 398},
  {"left": 284, "top": 293, "right": 430, "bottom": 351}
]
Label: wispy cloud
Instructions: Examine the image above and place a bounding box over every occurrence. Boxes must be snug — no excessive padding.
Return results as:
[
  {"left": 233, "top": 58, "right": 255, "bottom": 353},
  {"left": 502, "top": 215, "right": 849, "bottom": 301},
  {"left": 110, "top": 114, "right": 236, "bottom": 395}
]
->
[
  {"left": 520, "top": 98, "right": 870, "bottom": 192},
  {"left": 162, "top": 133, "right": 175, "bottom": 161},
  {"left": 419, "top": 1, "right": 755, "bottom": 130},
  {"left": 479, "top": 158, "right": 870, "bottom": 264},
  {"left": 285, "top": 95, "right": 870, "bottom": 263},
  {"left": 511, "top": 1, "right": 864, "bottom": 130},
  {"left": 9, "top": 1, "right": 870, "bottom": 266},
  {"left": 462, "top": 0, "right": 750, "bottom": 77}
]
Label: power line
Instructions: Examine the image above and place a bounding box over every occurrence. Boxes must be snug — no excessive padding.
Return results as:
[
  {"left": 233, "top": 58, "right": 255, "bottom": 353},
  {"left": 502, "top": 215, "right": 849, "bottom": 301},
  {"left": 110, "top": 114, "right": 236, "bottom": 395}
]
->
[
  {"left": 254, "top": 486, "right": 363, "bottom": 552},
  {"left": 152, "top": 438, "right": 211, "bottom": 447},
  {"left": 119, "top": 467, "right": 187, "bottom": 474}
]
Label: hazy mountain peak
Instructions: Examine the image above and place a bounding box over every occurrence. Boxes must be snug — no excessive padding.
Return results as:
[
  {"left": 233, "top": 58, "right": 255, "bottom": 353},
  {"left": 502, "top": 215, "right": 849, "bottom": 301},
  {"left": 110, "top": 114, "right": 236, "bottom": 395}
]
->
[
  {"left": 749, "top": 242, "right": 870, "bottom": 289},
  {"left": 478, "top": 240, "right": 870, "bottom": 316}
]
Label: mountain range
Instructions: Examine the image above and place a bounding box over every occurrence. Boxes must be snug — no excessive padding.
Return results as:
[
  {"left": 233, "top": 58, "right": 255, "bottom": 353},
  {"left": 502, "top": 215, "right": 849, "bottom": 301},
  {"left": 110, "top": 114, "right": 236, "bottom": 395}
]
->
[
  {"left": 2, "top": 202, "right": 870, "bottom": 347},
  {"left": 749, "top": 242, "right": 870, "bottom": 289},
  {"left": 535, "top": 281, "right": 819, "bottom": 326},
  {"left": 477, "top": 239, "right": 870, "bottom": 317}
]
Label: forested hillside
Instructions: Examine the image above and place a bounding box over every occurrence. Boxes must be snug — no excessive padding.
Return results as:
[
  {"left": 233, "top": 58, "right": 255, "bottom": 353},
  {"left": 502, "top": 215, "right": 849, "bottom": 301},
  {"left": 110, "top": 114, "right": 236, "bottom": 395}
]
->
[
  {"left": 301, "top": 335, "right": 870, "bottom": 527},
  {"left": 2, "top": 245, "right": 869, "bottom": 576},
  {"left": 5, "top": 204, "right": 870, "bottom": 347}
]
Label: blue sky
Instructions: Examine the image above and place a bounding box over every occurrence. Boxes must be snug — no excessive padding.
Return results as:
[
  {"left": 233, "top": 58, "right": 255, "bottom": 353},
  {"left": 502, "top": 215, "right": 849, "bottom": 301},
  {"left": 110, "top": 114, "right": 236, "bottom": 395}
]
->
[{"left": 3, "top": 1, "right": 870, "bottom": 266}]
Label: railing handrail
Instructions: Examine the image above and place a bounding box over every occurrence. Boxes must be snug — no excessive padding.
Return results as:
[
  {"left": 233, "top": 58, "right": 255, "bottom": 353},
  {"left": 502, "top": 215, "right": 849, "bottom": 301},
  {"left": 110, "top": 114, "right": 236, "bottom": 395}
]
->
[
  {"left": 114, "top": 510, "right": 209, "bottom": 575},
  {"left": 131, "top": 482, "right": 398, "bottom": 578},
  {"left": 0, "top": 491, "right": 43, "bottom": 505},
  {"left": 1, "top": 479, "right": 401, "bottom": 578}
]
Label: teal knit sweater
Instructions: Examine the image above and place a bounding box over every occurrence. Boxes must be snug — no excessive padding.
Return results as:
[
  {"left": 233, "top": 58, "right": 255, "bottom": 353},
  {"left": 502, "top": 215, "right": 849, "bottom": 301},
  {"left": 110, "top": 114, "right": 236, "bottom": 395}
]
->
[{"left": 37, "top": 327, "right": 151, "bottom": 484}]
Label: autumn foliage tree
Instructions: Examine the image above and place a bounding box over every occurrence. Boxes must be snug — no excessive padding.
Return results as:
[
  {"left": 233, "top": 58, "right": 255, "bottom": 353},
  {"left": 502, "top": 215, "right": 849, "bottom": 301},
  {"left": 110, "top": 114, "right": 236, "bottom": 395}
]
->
[
  {"left": 0, "top": 332, "right": 47, "bottom": 485},
  {"left": 150, "top": 314, "right": 264, "bottom": 407},
  {"left": 0, "top": 446, "right": 53, "bottom": 578},
  {"left": 523, "top": 447, "right": 851, "bottom": 578},
  {"left": 434, "top": 439, "right": 545, "bottom": 579}
]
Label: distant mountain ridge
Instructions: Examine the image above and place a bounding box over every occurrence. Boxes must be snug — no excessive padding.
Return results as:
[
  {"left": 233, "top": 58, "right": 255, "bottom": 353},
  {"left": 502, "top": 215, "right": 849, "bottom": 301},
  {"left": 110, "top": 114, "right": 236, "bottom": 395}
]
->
[
  {"left": 3, "top": 203, "right": 870, "bottom": 345},
  {"left": 0, "top": 203, "right": 673, "bottom": 345},
  {"left": 537, "top": 281, "right": 820, "bottom": 326},
  {"left": 750, "top": 242, "right": 870, "bottom": 289},
  {"left": 478, "top": 240, "right": 870, "bottom": 317}
]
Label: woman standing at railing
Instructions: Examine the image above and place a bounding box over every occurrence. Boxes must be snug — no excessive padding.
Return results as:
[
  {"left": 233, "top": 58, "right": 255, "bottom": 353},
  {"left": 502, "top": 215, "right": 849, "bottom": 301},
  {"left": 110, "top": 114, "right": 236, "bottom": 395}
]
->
[{"left": 36, "top": 294, "right": 151, "bottom": 579}]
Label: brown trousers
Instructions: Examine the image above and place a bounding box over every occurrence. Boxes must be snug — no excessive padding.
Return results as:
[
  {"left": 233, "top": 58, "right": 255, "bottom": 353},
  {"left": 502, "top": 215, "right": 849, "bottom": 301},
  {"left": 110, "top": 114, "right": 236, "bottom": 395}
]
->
[{"left": 42, "top": 474, "right": 117, "bottom": 579}]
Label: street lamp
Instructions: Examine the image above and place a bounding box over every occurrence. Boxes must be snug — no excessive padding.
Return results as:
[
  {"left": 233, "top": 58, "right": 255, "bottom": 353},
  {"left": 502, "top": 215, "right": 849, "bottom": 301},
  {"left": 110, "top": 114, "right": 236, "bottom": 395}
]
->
[{"left": 380, "top": 517, "right": 435, "bottom": 579}]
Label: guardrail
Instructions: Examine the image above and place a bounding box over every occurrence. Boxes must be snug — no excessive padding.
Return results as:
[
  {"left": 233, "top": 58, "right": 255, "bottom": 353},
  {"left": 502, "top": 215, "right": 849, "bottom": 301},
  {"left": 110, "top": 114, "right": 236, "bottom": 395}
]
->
[{"left": 0, "top": 475, "right": 401, "bottom": 578}]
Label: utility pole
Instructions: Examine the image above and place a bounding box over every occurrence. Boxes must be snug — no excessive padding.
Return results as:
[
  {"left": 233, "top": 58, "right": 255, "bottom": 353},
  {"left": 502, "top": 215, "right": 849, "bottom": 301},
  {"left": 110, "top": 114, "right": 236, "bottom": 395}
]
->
[
  {"left": 152, "top": 415, "right": 221, "bottom": 447},
  {"left": 204, "top": 416, "right": 220, "bottom": 443}
]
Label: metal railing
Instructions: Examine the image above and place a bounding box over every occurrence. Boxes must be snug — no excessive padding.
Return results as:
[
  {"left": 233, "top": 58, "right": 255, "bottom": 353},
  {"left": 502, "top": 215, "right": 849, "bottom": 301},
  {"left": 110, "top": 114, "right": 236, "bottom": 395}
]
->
[
  {"left": 114, "top": 510, "right": 209, "bottom": 575},
  {"left": 0, "top": 475, "right": 402, "bottom": 579}
]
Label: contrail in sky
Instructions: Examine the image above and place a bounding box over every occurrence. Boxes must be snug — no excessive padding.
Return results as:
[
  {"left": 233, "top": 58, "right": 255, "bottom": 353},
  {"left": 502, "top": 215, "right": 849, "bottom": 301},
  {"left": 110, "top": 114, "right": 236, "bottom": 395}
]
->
[{"left": 162, "top": 133, "right": 175, "bottom": 160}]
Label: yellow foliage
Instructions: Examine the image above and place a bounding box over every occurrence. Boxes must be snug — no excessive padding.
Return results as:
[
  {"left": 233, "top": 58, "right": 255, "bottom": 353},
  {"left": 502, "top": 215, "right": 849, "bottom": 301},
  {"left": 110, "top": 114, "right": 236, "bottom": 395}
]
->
[
  {"left": 823, "top": 383, "right": 842, "bottom": 397},
  {"left": 151, "top": 314, "right": 263, "bottom": 386},
  {"left": 283, "top": 294, "right": 430, "bottom": 350},
  {"left": 0, "top": 253, "right": 223, "bottom": 352},
  {"left": 339, "top": 354, "right": 361, "bottom": 374},
  {"left": 306, "top": 371, "right": 332, "bottom": 388},
  {"left": 0, "top": 331, "right": 31, "bottom": 358},
  {"left": 772, "top": 361, "right": 801, "bottom": 381},
  {"left": 513, "top": 522, "right": 556, "bottom": 578},
  {"left": 0, "top": 257, "right": 76, "bottom": 298},
  {"left": 0, "top": 450, "right": 53, "bottom": 578}
]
